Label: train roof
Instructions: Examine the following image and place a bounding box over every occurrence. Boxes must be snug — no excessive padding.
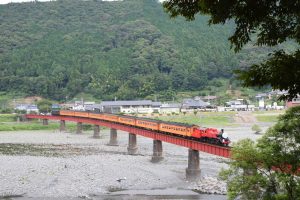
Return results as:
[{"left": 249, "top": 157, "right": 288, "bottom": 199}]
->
[
  {"left": 120, "top": 114, "right": 197, "bottom": 128},
  {"left": 72, "top": 110, "right": 199, "bottom": 128}
]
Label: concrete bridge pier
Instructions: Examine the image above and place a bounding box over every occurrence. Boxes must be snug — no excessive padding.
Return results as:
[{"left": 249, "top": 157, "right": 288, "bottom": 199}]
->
[
  {"left": 42, "top": 119, "right": 48, "bottom": 125},
  {"left": 59, "top": 120, "right": 66, "bottom": 132},
  {"left": 186, "top": 149, "right": 201, "bottom": 181},
  {"left": 76, "top": 122, "right": 83, "bottom": 134},
  {"left": 127, "top": 133, "right": 138, "bottom": 155},
  {"left": 93, "top": 125, "right": 101, "bottom": 139},
  {"left": 151, "top": 140, "right": 163, "bottom": 163},
  {"left": 108, "top": 128, "right": 118, "bottom": 146}
]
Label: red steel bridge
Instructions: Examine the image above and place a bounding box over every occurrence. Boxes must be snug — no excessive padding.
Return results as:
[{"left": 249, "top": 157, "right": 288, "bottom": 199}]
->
[{"left": 26, "top": 114, "right": 231, "bottom": 180}]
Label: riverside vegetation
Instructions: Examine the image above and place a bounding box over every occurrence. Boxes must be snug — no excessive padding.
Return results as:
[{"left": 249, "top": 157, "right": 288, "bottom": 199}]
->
[{"left": 0, "top": 114, "right": 78, "bottom": 131}]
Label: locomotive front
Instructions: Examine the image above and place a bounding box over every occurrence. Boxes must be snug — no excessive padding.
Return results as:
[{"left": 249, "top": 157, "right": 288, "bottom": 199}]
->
[
  {"left": 218, "top": 129, "right": 230, "bottom": 146},
  {"left": 192, "top": 127, "right": 231, "bottom": 146}
]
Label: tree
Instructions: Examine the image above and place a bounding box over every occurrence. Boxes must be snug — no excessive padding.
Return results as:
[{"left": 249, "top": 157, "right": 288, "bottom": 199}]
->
[
  {"left": 37, "top": 99, "right": 52, "bottom": 114},
  {"left": 163, "top": 0, "right": 300, "bottom": 100},
  {"left": 220, "top": 107, "right": 300, "bottom": 199}
]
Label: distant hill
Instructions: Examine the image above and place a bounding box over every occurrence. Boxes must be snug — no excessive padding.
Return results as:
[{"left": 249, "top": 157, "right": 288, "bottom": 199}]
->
[{"left": 0, "top": 0, "right": 286, "bottom": 100}]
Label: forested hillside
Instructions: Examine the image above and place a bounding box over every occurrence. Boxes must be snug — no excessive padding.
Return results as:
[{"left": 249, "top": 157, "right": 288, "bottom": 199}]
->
[{"left": 0, "top": 0, "right": 279, "bottom": 100}]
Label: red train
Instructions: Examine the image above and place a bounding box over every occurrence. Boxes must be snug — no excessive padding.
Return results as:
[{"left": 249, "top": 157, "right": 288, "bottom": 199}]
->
[{"left": 58, "top": 110, "right": 230, "bottom": 146}]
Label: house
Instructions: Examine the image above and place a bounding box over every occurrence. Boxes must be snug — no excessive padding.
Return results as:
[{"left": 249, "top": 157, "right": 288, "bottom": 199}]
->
[
  {"left": 199, "top": 95, "right": 218, "bottom": 104},
  {"left": 160, "top": 103, "right": 181, "bottom": 114},
  {"left": 15, "top": 104, "right": 39, "bottom": 113},
  {"left": 200, "top": 96, "right": 217, "bottom": 101},
  {"left": 95, "top": 100, "right": 162, "bottom": 114},
  {"left": 286, "top": 96, "right": 300, "bottom": 108},
  {"left": 225, "top": 99, "right": 255, "bottom": 111},
  {"left": 181, "top": 98, "right": 210, "bottom": 111},
  {"left": 61, "top": 101, "right": 96, "bottom": 111}
]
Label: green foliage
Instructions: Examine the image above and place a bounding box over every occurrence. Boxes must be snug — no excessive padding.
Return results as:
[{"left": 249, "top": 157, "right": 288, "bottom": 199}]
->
[
  {"left": 256, "top": 115, "right": 279, "bottom": 123},
  {"left": 219, "top": 139, "right": 268, "bottom": 200},
  {"left": 163, "top": 0, "right": 300, "bottom": 100},
  {"left": 0, "top": 121, "right": 77, "bottom": 131},
  {"left": 0, "top": 122, "right": 59, "bottom": 131},
  {"left": 37, "top": 99, "right": 52, "bottom": 113},
  {"left": 236, "top": 50, "right": 300, "bottom": 101},
  {"left": 15, "top": 109, "right": 26, "bottom": 114},
  {"left": 220, "top": 107, "right": 300, "bottom": 199},
  {"left": 82, "top": 124, "right": 92, "bottom": 131},
  {"left": 0, "top": 0, "right": 280, "bottom": 101},
  {"left": 193, "top": 110, "right": 198, "bottom": 115},
  {"left": 251, "top": 124, "right": 262, "bottom": 133},
  {"left": 0, "top": 108, "right": 13, "bottom": 114},
  {"left": 0, "top": 114, "right": 16, "bottom": 122}
]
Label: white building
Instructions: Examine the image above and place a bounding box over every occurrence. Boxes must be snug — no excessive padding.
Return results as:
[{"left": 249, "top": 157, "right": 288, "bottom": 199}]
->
[
  {"left": 226, "top": 100, "right": 255, "bottom": 111},
  {"left": 96, "top": 100, "right": 162, "bottom": 114},
  {"left": 15, "top": 104, "right": 39, "bottom": 113},
  {"left": 160, "top": 103, "right": 181, "bottom": 114}
]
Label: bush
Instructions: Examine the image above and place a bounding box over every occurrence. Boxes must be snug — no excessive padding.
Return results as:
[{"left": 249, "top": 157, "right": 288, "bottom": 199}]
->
[
  {"left": 15, "top": 110, "right": 26, "bottom": 114},
  {"left": 0, "top": 108, "right": 13, "bottom": 114},
  {"left": 82, "top": 124, "right": 92, "bottom": 131},
  {"left": 251, "top": 124, "right": 262, "bottom": 134}
]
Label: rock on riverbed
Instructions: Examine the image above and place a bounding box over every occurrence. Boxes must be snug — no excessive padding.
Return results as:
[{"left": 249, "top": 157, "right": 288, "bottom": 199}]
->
[{"left": 191, "top": 176, "right": 227, "bottom": 195}]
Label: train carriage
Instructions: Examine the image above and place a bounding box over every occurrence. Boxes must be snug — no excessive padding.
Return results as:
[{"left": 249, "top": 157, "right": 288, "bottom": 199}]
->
[
  {"left": 74, "top": 111, "right": 89, "bottom": 118},
  {"left": 60, "top": 110, "right": 75, "bottom": 116},
  {"left": 51, "top": 104, "right": 61, "bottom": 115},
  {"left": 136, "top": 118, "right": 159, "bottom": 130},
  {"left": 159, "top": 122, "right": 197, "bottom": 137},
  {"left": 89, "top": 112, "right": 105, "bottom": 120},
  {"left": 118, "top": 116, "right": 136, "bottom": 126},
  {"left": 102, "top": 114, "right": 119, "bottom": 122}
]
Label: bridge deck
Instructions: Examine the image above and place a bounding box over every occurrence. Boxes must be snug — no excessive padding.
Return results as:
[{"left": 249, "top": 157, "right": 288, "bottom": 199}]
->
[{"left": 26, "top": 114, "right": 231, "bottom": 158}]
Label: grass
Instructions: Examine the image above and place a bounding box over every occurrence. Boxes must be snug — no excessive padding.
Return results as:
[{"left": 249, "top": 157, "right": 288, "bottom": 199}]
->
[
  {"left": 253, "top": 110, "right": 285, "bottom": 115},
  {"left": 255, "top": 115, "right": 279, "bottom": 123},
  {"left": 0, "top": 122, "right": 60, "bottom": 131},
  {"left": 0, "top": 115, "right": 106, "bottom": 132},
  {"left": 0, "top": 114, "right": 77, "bottom": 131},
  {"left": 253, "top": 110, "right": 283, "bottom": 122},
  {"left": 0, "top": 114, "right": 16, "bottom": 122},
  {"left": 0, "top": 121, "right": 77, "bottom": 131}
]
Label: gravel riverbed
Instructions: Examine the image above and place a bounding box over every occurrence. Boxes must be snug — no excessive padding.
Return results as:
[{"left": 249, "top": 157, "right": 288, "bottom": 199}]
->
[{"left": 0, "top": 124, "right": 271, "bottom": 199}]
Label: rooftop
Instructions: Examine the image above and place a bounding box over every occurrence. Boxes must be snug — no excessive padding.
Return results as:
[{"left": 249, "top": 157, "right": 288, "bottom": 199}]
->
[{"left": 100, "top": 100, "right": 161, "bottom": 107}]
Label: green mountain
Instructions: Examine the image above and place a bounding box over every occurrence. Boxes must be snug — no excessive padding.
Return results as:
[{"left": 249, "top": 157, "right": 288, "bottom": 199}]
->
[{"left": 0, "top": 0, "right": 272, "bottom": 101}]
